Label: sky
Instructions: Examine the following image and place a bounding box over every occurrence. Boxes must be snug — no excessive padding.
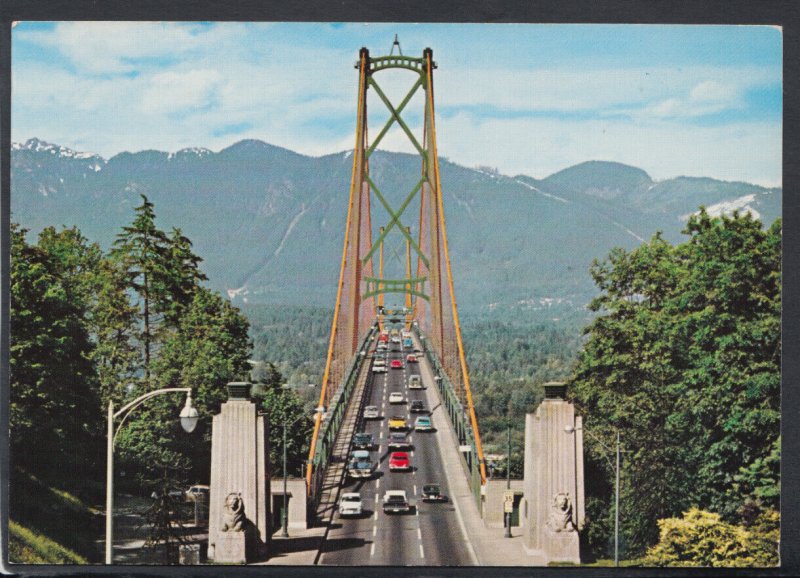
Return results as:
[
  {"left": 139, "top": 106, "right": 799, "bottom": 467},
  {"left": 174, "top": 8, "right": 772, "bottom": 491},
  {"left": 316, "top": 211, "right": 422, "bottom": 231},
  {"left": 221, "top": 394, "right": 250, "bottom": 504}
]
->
[{"left": 11, "top": 22, "right": 783, "bottom": 186}]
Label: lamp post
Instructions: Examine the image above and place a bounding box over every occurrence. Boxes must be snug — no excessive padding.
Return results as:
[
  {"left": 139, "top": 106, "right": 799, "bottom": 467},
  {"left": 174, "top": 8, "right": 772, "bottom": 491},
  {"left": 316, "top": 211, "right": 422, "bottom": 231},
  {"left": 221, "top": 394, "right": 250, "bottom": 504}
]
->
[
  {"left": 505, "top": 425, "right": 512, "bottom": 538},
  {"left": 565, "top": 424, "right": 620, "bottom": 567},
  {"left": 106, "top": 388, "right": 198, "bottom": 564}
]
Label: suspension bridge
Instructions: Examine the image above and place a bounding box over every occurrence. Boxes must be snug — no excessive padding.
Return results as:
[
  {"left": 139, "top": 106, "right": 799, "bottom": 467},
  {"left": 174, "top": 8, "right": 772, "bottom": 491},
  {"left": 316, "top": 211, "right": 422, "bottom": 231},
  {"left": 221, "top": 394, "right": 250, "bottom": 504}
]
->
[{"left": 294, "top": 44, "right": 488, "bottom": 564}]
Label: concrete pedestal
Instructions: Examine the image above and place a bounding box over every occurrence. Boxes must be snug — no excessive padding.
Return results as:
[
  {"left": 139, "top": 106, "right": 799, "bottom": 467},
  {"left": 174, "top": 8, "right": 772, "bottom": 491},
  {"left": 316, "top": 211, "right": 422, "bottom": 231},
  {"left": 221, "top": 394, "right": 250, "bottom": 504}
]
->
[
  {"left": 522, "top": 384, "right": 584, "bottom": 565},
  {"left": 207, "top": 383, "right": 271, "bottom": 563}
]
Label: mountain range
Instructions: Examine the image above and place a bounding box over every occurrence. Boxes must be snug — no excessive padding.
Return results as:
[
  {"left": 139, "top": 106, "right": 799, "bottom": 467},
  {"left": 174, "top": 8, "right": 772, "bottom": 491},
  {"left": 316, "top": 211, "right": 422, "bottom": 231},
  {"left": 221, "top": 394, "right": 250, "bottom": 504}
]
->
[{"left": 10, "top": 137, "right": 781, "bottom": 318}]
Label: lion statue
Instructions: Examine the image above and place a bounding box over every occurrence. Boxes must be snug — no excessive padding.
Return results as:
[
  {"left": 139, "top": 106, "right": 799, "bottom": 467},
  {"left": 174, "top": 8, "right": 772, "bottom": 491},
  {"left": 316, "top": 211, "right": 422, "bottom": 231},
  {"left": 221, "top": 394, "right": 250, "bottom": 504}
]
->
[
  {"left": 221, "top": 492, "right": 246, "bottom": 532},
  {"left": 548, "top": 492, "right": 574, "bottom": 533}
]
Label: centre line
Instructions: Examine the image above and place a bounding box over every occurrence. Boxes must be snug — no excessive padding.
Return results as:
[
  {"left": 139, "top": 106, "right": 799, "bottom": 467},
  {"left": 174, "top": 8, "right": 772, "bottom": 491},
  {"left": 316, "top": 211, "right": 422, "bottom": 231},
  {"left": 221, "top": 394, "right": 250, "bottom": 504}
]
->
[
  {"left": 413, "top": 484, "right": 417, "bottom": 495},
  {"left": 375, "top": 494, "right": 379, "bottom": 504},
  {"left": 371, "top": 543, "right": 376, "bottom": 557},
  {"left": 373, "top": 525, "right": 377, "bottom": 537},
  {"left": 417, "top": 528, "right": 422, "bottom": 540},
  {"left": 374, "top": 509, "right": 379, "bottom": 521},
  {"left": 376, "top": 478, "right": 381, "bottom": 489},
  {"left": 419, "top": 544, "right": 425, "bottom": 558}
]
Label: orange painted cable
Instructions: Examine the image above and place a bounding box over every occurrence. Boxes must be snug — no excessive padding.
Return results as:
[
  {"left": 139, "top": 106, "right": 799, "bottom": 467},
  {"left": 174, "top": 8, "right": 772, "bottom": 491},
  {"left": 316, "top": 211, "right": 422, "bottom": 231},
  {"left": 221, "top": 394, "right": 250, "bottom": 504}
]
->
[
  {"left": 426, "top": 53, "right": 487, "bottom": 485},
  {"left": 306, "top": 51, "right": 368, "bottom": 493}
]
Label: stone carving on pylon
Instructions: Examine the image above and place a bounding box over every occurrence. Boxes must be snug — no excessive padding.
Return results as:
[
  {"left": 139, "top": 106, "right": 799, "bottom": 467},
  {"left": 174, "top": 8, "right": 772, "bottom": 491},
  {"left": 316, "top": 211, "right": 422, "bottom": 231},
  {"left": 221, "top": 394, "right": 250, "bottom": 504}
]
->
[
  {"left": 221, "top": 492, "right": 246, "bottom": 532},
  {"left": 547, "top": 492, "right": 575, "bottom": 533}
]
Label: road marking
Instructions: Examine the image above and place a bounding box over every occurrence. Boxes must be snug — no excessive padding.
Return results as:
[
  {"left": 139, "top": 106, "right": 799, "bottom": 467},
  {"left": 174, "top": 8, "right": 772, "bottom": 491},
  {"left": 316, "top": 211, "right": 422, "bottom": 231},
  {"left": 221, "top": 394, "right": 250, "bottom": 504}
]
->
[
  {"left": 375, "top": 494, "right": 379, "bottom": 504},
  {"left": 373, "top": 525, "right": 377, "bottom": 537},
  {"left": 413, "top": 484, "right": 417, "bottom": 495},
  {"left": 417, "top": 528, "right": 422, "bottom": 540},
  {"left": 376, "top": 478, "right": 381, "bottom": 489},
  {"left": 374, "top": 509, "right": 379, "bottom": 520},
  {"left": 371, "top": 543, "right": 376, "bottom": 557},
  {"left": 416, "top": 507, "right": 419, "bottom": 516},
  {"left": 419, "top": 544, "right": 425, "bottom": 558}
]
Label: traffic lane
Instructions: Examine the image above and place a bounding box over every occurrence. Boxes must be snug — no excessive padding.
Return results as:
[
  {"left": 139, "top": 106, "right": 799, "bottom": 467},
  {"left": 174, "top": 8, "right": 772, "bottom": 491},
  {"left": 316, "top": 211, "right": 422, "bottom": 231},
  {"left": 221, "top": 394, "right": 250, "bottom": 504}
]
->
[{"left": 323, "top": 342, "right": 426, "bottom": 566}]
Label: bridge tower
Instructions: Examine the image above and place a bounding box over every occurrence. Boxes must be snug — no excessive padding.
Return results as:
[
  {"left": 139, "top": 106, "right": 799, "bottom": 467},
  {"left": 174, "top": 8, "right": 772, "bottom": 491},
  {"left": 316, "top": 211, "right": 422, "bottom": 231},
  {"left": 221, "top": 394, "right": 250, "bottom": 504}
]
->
[{"left": 306, "top": 45, "right": 487, "bottom": 491}]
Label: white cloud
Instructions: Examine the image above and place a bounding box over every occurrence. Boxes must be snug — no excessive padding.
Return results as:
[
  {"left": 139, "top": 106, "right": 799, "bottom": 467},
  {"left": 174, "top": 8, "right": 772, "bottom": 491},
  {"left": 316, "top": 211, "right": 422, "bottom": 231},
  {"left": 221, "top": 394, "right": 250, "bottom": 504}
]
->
[{"left": 141, "top": 69, "right": 223, "bottom": 114}]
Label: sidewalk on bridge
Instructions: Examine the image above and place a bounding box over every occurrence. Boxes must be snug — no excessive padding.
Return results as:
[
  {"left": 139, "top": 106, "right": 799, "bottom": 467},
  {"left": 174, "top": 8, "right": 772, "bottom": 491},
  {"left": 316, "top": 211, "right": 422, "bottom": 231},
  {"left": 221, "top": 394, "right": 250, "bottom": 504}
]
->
[
  {"left": 253, "top": 527, "right": 328, "bottom": 565},
  {"left": 419, "top": 348, "right": 539, "bottom": 567}
]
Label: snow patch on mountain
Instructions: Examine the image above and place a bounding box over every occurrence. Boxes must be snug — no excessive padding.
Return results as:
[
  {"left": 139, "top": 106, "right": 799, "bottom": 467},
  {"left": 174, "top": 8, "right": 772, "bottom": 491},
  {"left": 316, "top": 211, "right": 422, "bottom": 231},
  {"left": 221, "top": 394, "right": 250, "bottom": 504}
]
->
[
  {"left": 681, "top": 194, "right": 761, "bottom": 221},
  {"left": 514, "top": 178, "right": 570, "bottom": 203}
]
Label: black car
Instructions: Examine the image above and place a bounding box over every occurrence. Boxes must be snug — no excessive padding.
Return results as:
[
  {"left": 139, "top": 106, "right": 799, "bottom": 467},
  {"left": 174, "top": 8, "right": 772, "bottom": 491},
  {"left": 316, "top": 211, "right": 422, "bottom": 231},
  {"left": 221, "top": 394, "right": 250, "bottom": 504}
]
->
[
  {"left": 422, "top": 483, "right": 448, "bottom": 502},
  {"left": 410, "top": 400, "right": 426, "bottom": 413},
  {"left": 353, "top": 432, "right": 374, "bottom": 450}
]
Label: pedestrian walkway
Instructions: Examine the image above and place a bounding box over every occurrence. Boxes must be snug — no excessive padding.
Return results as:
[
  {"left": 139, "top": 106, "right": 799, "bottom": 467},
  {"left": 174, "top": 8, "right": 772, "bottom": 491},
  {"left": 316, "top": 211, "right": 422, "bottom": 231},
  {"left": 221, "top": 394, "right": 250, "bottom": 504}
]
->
[
  {"left": 418, "top": 346, "right": 541, "bottom": 566},
  {"left": 313, "top": 357, "right": 372, "bottom": 526}
]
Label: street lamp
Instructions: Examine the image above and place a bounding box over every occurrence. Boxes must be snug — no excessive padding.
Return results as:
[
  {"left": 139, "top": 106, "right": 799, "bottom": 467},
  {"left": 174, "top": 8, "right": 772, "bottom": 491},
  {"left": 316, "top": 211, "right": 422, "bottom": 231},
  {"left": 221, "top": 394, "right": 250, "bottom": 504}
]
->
[
  {"left": 505, "top": 425, "right": 512, "bottom": 538},
  {"left": 106, "top": 388, "right": 198, "bottom": 564},
  {"left": 565, "top": 424, "right": 620, "bottom": 567}
]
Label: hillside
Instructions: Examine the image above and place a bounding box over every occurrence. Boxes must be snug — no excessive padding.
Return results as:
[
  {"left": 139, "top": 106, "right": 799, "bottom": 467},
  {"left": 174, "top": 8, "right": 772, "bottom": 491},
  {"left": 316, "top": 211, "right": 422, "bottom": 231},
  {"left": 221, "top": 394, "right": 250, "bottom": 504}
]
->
[{"left": 11, "top": 138, "right": 781, "bottom": 316}]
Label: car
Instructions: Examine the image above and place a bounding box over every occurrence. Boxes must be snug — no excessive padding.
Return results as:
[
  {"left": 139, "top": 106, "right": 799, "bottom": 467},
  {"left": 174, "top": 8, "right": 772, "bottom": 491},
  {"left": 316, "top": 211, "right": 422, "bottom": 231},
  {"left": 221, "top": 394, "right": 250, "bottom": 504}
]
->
[
  {"left": 373, "top": 357, "right": 386, "bottom": 366},
  {"left": 408, "top": 375, "right": 423, "bottom": 389},
  {"left": 185, "top": 484, "right": 209, "bottom": 502},
  {"left": 389, "top": 392, "right": 405, "bottom": 404},
  {"left": 377, "top": 342, "right": 388, "bottom": 351},
  {"left": 388, "top": 432, "right": 411, "bottom": 449},
  {"left": 339, "top": 492, "right": 363, "bottom": 516},
  {"left": 414, "top": 416, "right": 434, "bottom": 431},
  {"left": 390, "top": 359, "right": 404, "bottom": 369},
  {"left": 410, "top": 400, "right": 425, "bottom": 413},
  {"left": 166, "top": 488, "right": 185, "bottom": 501},
  {"left": 383, "top": 490, "right": 411, "bottom": 514},
  {"left": 391, "top": 336, "right": 401, "bottom": 344},
  {"left": 389, "top": 451, "right": 411, "bottom": 471},
  {"left": 372, "top": 362, "right": 388, "bottom": 373},
  {"left": 353, "top": 432, "right": 373, "bottom": 449},
  {"left": 421, "top": 483, "right": 448, "bottom": 502},
  {"left": 403, "top": 339, "right": 413, "bottom": 349},
  {"left": 346, "top": 450, "right": 375, "bottom": 479},
  {"left": 406, "top": 354, "right": 418, "bottom": 363},
  {"left": 363, "top": 406, "right": 380, "bottom": 419},
  {"left": 388, "top": 415, "right": 407, "bottom": 430}
]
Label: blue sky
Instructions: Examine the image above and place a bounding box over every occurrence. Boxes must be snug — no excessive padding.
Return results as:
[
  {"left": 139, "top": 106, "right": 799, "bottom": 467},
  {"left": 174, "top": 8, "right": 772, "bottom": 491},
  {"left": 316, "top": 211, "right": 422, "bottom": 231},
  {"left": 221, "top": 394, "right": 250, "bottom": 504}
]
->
[{"left": 12, "top": 22, "right": 782, "bottom": 186}]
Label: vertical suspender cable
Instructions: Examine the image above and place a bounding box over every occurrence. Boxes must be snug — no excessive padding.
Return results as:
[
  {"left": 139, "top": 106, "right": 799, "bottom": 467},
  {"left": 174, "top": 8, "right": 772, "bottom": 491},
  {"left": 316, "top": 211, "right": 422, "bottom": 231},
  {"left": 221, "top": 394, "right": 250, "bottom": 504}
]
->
[
  {"left": 306, "top": 49, "right": 368, "bottom": 494},
  {"left": 426, "top": 50, "right": 487, "bottom": 485}
]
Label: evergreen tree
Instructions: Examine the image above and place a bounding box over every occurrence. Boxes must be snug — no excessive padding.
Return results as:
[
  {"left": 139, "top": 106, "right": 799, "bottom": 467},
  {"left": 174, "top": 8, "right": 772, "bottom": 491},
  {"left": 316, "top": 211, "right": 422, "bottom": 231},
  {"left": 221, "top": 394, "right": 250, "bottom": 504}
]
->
[
  {"left": 37, "top": 226, "right": 138, "bottom": 405},
  {"left": 569, "top": 210, "right": 781, "bottom": 557},
  {"left": 110, "top": 195, "right": 171, "bottom": 383},
  {"left": 9, "top": 224, "right": 100, "bottom": 479}
]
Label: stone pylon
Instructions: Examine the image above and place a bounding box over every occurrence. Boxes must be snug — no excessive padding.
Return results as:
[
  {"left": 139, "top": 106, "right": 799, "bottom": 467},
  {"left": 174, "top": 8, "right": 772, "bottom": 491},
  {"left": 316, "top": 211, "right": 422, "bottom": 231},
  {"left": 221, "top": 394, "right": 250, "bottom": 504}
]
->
[
  {"left": 207, "top": 382, "right": 270, "bottom": 563},
  {"left": 522, "top": 383, "right": 584, "bottom": 565}
]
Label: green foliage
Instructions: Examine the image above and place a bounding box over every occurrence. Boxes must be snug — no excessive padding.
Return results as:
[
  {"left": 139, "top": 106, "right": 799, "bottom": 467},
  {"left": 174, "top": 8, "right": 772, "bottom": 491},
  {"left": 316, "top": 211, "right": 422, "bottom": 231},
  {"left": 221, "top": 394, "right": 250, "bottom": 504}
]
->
[
  {"left": 9, "top": 224, "right": 101, "bottom": 478},
  {"left": 142, "top": 473, "right": 189, "bottom": 565},
  {"left": 8, "top": 468, "right": 101, "bottom": 563},
  {"left": 644, "top": 508, "right": 778, "bottom": 567},
  {"left": 569, "top": 210, "right": 781, "bottom": 558},
  {"left": 118, "top": 286, "right": 252, "bottom": 484},
  {"left": 9, "top": 520, "right": 88, "bottom": 564},
  {"left": 254, "top": 366, "right": 314, "bottom": 477}
]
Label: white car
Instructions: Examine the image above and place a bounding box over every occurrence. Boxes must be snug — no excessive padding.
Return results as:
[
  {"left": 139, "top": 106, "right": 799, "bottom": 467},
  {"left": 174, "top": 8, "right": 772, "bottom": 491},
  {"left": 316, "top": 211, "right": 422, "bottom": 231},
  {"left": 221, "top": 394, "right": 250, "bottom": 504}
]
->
[
  {"left": 408, "top": 375, "right": 423, "bottom": 389},
  {"left": 391, "top": 336, "right": 401, "bottom": 344},
  {"left": 363, "top": 405, "right": 380, "bottom": 419},
  {"left": 389, "top": 392, "right": 404, "bottom": 404},
  {"left": 382, "top": 490, "right": 411, "bottom": 514},
  {"left": 339, "top": 492, "right": 363, "bottom": 517},
  {"left": 372, "top": 361, "right": 388, "bottom": 374}
]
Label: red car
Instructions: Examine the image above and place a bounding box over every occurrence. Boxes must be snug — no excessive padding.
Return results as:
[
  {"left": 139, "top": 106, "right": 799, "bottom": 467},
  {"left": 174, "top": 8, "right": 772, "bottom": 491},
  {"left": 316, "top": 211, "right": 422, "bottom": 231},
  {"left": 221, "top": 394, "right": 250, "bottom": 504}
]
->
[
  {"left": 406, "top": 354, "right": 418, "bottom": 363},
  {"left": 389, "top": 451, "right": 411, "bottom": 471},
  {"left": 390, "top": 359, "right": 403, "bottom": 369}
]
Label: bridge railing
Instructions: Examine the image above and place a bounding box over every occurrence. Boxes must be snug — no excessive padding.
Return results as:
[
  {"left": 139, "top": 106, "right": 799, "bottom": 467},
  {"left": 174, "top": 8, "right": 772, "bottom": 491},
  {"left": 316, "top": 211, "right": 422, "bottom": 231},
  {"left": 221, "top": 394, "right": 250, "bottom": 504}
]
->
[
  {"left": 308, "top": 323, "right": 379, "bottom": 505},
  {"left": 413, "top": 325, "right": 483, "bottom": 507}
]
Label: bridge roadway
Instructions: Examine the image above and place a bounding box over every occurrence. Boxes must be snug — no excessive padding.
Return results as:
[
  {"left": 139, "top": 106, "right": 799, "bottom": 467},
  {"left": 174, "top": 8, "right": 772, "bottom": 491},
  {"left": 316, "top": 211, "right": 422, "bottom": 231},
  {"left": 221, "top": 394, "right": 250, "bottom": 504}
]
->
[{"left": 318, "top": 338, "right": 474, "bottom": 566}]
